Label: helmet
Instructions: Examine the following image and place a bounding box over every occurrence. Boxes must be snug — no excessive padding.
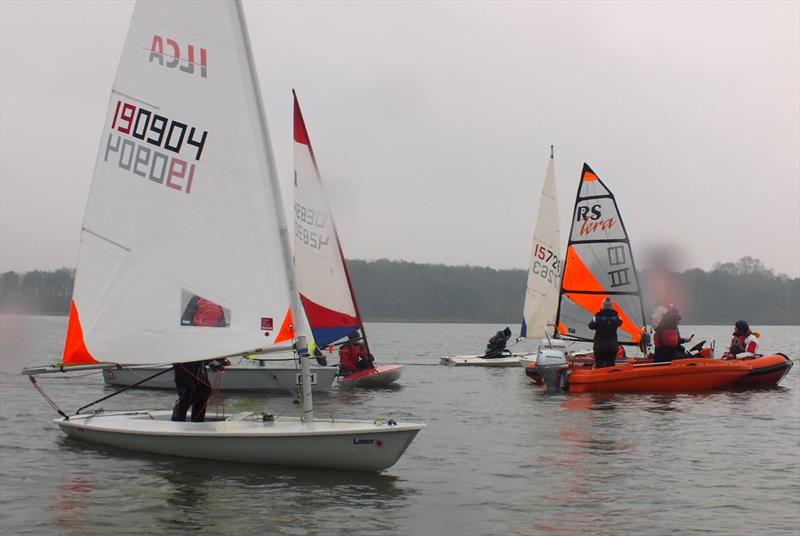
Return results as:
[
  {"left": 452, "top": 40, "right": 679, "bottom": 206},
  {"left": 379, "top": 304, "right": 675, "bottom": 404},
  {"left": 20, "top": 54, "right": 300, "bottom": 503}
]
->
[{"left": 734, "top": 320, "right": 749, "bottom": 333}]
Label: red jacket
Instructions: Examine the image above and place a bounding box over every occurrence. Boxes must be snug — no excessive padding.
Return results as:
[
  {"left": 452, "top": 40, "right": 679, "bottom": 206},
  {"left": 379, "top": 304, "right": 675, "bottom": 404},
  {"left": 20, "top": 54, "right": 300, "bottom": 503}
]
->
[{"left": 339, "top": 342, "right": 368, "bottom": 372}]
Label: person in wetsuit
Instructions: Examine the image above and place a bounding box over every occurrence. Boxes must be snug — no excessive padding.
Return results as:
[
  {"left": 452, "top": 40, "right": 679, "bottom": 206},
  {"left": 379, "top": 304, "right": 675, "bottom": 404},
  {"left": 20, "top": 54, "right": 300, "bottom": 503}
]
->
[
  {"left": 171, "top": 360, "right": 213, "bottom": 422},
  {"left": 484, "top": 327, "right": 512, "bottom": 358},
  {"left": 588, "top": 297, "right": 623, "bottom": 368}
]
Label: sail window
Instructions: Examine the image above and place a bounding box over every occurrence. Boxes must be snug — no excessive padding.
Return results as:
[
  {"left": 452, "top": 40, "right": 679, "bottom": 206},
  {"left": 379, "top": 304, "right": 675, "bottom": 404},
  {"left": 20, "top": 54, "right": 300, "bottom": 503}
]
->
[{"left": 180, "top": 291, "right": 229, "bottom": 327}]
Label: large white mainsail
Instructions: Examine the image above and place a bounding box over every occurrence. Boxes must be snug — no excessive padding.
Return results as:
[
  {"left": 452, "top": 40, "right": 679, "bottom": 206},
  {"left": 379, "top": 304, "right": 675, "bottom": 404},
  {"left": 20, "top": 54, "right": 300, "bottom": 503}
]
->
[
  {"left": 63, "top": 0, "right": 300, "bottom": 367},
  {"left": 292, "top": 92, "right": 363, "bottom": 348},
  {"left": 25, "top": 0, "right": 422, "bottom": 473},
  {"left": 520, "top": 148, "right": 561, "bottom": 339},
  {"left": 554, "top": 163, "right": 645, "bottom": 345}
]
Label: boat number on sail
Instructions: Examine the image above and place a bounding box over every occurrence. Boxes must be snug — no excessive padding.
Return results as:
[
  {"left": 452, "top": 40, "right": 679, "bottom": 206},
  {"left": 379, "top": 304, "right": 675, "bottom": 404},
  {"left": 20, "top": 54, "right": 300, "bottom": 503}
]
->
[
  {"left": 104, "top": 99, "right": 208, "bottom": 194},
  {"left": 533, "top": 243, "right": 560, "bottom": 287},
  {"left": 148, "top": 35, "right": 208, "bottom": 78},
  {"left": 294, "top": 202, "right": 330, "bottom": 249},
  {"left": 577, "top": 204, "right": 615, "bottom": 236}
]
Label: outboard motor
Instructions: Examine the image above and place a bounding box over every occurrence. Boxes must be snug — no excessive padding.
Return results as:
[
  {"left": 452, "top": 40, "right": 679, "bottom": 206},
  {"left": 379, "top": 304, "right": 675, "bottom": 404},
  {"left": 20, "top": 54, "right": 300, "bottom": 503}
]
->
[{"left": 536, "top": 349, "right": 569, "bottom": 393}]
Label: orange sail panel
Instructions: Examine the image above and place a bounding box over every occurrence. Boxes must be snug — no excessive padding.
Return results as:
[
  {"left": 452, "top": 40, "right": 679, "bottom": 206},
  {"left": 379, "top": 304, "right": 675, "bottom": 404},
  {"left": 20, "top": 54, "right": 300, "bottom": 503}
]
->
[
  {"left": 62, "top": 301, "right": 99, "bottom": 365},
  {"left": 274, "top": 307, "right": 295, "bottom": 344}
]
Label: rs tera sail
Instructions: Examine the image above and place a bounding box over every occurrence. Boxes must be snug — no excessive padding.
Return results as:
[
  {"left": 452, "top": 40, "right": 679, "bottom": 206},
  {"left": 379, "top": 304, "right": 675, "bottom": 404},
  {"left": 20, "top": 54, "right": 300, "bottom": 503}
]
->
[{"left": 554, "top": 163, "right": 645, "bottom": 346}]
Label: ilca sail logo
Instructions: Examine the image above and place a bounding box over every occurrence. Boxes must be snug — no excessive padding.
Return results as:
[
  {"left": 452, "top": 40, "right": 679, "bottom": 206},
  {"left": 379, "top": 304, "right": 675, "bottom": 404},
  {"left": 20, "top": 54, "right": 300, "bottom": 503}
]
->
[{"left": 148, "top": 35, "right": 208, "bottom": 78}]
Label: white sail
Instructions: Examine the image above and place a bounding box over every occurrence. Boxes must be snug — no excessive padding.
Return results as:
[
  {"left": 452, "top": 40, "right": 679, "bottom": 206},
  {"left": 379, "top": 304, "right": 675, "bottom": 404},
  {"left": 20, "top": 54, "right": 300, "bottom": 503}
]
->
[
  {"left": 64, "top": 1, "right": 298, "bottom": 366},
  {"left": 554, "top": 163, "right": 645, "bottom": 345},
  {"left": 292, "top": 93, "right": 362, "bottom": 348},
  {"left": 521, "top": 150, "right": 560, "bottom": 339}
]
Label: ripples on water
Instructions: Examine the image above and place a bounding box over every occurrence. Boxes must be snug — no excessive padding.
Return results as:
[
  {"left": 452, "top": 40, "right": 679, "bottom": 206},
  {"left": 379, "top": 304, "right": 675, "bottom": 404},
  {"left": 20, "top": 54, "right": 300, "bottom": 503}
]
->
[{"left": 1, "top": 316, "right": 798, "bottom": 535}]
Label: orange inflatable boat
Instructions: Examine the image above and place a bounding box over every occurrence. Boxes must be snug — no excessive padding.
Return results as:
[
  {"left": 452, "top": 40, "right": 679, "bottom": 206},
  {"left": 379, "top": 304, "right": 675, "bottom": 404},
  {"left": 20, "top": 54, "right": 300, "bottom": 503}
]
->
[
  {"left": 562, "top": 358, "right": 751, "bottom": 393},
  {"left": 526, "top": 352, "right": 793, "bottom": 391},
  {"left": 726, "top": 353, "right": 793, "bottom": 389}
]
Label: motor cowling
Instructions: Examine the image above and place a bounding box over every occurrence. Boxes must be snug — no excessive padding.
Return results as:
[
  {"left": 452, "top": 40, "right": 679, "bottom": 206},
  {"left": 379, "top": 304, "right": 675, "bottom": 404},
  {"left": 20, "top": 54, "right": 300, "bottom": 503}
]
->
[{"left": 536, "top": 349, "right": 569, "bottom": 392}]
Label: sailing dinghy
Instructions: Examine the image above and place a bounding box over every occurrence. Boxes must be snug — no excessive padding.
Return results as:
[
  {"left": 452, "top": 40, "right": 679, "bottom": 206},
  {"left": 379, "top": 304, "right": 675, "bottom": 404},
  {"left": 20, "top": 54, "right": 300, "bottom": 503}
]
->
[
  {"left": 101, "top": 358, "right": 338, "bottom": 392},
  {"left": 23, "top": 0, "right": 422, "bottom": 472},
  {"left": 440, "top": 149, "right": 559, "bottom": 367},
  {"left": 292, "top": 92, "right": 403, "bottom": 388},
  {"left": 526, "top": 164, "right": 750, "bottom": 392}
]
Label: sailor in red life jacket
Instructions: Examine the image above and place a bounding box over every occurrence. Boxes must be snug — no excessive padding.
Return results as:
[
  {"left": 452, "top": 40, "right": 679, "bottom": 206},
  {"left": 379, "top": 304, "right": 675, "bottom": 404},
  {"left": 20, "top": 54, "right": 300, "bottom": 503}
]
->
[
  {"left": 652, "top": 303, "right": 692, "bottom": 363},
  {"left": 338, "top": 332, "right": 374, "bottom": 375},
  {"left": 724, "top": 320, "right": 760, "bottom": 358}
]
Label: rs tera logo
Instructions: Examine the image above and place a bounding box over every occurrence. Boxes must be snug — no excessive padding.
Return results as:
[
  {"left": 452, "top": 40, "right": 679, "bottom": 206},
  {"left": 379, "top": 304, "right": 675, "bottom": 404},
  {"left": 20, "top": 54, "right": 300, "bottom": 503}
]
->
[
  {"left": 577, "top": 205, "right": 602, "bottom": 222},
  {"left": 577, "top": 204, "right": 615, "bottom": 236}
]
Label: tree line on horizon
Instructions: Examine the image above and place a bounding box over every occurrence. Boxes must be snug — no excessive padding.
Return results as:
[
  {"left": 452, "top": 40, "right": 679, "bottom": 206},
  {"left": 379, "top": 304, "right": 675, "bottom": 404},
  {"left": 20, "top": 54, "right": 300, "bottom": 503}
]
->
[{"left": 0, "top": 257, "right": 798, "bottom": 325}]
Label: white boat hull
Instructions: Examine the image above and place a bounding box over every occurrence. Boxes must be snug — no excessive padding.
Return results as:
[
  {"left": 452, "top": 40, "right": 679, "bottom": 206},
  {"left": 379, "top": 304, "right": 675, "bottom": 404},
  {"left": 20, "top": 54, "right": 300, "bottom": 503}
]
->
[
  {"left": 57, "top": 411, "right": 423, "bottom": 472},
  {"left": 439, "top": 353, "right": 534, "bottom": 367},
  {"left": 102, "top": 364, "right": 338, "bottom": 392}
]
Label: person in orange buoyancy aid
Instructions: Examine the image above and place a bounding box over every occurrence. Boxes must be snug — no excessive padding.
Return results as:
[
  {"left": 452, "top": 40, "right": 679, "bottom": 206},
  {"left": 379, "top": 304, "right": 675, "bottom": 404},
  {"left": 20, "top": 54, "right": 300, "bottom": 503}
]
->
[
  {"left": 181, "top": 295, "right": 227, "bottom": 327},
  {"left": 652, "top": 304, "right": 692, "bottom": 363},
  {"left": 338, "top": 332, "right": 374, "bottom": 375},
  {"left": 725, "top": 320, "right": 760, "bottom": 358}
]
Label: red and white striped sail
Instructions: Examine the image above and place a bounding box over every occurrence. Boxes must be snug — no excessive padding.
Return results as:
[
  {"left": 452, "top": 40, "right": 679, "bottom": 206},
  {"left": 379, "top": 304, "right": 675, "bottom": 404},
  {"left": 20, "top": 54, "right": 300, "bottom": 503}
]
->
[
  {"left": 520, "top": 150, "right": 561, "bottom": 339},
  {"left": 554, "top": 164, "right": 645, "bottom": 345},
  {"left": 292, "top": 93, "right": 362, "bottom": 348},
  {"left": 63, "top": 1, "right": 298, "bottom": 366}
]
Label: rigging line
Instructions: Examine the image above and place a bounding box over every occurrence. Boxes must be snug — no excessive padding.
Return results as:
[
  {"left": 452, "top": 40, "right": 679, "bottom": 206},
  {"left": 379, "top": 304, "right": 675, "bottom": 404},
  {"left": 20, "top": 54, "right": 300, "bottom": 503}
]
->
[
  {"left": 76, "top": 366, "right": 173, "bottom": 414},
  {"left": 28, "top": 376, "right": 69, "bottom": 420}
]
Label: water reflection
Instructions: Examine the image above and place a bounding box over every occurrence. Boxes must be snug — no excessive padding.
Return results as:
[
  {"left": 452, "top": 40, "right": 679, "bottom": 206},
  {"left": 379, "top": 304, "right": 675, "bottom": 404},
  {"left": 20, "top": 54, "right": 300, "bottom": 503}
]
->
[
  {"left": 148, "top": 458, "right": 409, "bottom": 534},
  {"left": 56, "top": 435, "right": 410, "bottom": 535},
  {"left": 52, "top": 473, "right": 94, "bottom": 536},
  {"left": 527, "top": 393, "right": 636, "bottom": 534}
]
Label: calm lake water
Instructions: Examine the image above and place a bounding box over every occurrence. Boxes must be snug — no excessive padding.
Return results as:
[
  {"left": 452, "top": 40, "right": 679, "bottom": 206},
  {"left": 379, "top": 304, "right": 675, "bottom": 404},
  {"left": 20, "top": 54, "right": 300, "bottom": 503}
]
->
[{"left": 1, "top": 315, "right": 798, "bottom": 535}]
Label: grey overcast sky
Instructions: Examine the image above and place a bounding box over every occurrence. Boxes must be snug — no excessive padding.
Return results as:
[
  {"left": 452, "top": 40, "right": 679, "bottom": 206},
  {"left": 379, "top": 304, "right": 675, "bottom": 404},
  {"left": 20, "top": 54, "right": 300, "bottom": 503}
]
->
[{"left": 1, "top": 1, "right": 799, "bottom": 276}]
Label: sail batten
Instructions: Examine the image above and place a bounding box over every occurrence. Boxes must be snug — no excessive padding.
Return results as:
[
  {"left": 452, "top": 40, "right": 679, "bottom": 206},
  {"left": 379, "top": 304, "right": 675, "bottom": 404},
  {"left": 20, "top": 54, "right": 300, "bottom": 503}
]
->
[{"left": 554, "top": 163, "right": 646, "bottom": 346}]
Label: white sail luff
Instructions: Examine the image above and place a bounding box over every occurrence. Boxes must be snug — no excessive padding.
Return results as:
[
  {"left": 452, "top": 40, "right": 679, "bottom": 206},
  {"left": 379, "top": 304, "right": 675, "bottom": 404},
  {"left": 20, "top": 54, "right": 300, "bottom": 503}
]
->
[
  {"left": 232, "top": 1, "right": 312, "bottom": 420},
  {"left": 521, "top": 153, "right": 561, "bottom": 339}
]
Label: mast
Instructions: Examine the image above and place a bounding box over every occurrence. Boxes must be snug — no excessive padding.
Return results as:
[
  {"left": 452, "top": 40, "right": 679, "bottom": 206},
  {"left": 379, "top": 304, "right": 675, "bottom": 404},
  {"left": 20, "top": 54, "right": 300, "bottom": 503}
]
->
[
  {"left": 552, "top": 163, "right": 584, "bottom": 339},
  {"left": 236, "top": 1, "right": 313, "bottom": 421}
]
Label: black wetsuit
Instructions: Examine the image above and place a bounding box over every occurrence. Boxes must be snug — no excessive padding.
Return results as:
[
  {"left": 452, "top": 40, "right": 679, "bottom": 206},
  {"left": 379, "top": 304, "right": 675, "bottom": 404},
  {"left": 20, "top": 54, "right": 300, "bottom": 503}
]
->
[
  {"left": 171, "top": 361, "right": 212, "bottom": 422},
  {"left": 485, "top": 331, "right": 509, "bottom": 359},
  {"left": 589, "top": 309, "right": 622, "bottom": 368}
]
